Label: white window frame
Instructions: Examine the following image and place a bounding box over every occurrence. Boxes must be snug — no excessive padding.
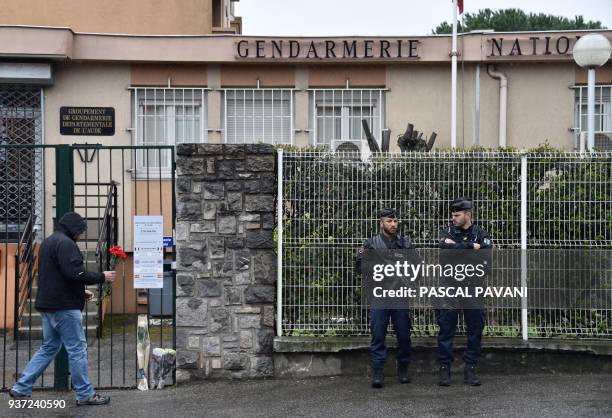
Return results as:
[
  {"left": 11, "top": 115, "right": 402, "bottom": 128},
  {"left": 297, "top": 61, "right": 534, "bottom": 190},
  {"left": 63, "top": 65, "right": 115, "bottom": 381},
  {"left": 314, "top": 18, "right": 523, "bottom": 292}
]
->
[
  {"left": 132, "top": 87, "right": 208, "bottom": 177},
  {"left": 222, "top": 88, "right": 295, "bottom": 145},
  {"left": 309, "top": 89, "right": 385, "bottom": 149},
  {"left": 572, "top": 85, "right": 612, "bottom": 150}
]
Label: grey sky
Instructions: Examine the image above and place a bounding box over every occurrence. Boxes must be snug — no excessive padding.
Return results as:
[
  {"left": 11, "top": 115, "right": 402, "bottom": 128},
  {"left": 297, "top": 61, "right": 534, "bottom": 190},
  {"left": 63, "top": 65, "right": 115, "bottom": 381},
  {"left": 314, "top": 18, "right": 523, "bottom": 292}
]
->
[{"left": 235, "top": 0, "right": 612, "bottom": 36}]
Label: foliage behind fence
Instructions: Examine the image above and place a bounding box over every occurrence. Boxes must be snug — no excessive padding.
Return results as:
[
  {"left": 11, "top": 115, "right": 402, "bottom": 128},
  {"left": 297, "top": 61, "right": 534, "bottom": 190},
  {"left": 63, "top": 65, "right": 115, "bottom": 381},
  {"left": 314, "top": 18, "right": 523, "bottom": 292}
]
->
[{"left": 280, "top": 149, "right": 612, "bottom": 338}]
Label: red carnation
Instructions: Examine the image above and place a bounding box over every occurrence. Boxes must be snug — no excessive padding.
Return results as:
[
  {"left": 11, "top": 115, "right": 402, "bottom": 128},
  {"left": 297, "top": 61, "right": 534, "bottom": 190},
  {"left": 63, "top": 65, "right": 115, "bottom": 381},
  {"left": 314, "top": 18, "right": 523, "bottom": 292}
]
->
[
  {"left": 102, "top": 244, "right": 128, "bottom": 303},
  {"left": 109, "top": 245, "right": 128, "bottom": 259}
]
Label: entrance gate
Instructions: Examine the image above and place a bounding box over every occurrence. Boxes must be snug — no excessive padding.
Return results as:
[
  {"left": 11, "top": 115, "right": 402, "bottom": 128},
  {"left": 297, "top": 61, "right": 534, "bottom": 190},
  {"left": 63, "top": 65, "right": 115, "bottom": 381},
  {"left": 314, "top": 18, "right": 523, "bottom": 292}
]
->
[{"left": 1, "top": 143, "right": 177, "bottom": 391}]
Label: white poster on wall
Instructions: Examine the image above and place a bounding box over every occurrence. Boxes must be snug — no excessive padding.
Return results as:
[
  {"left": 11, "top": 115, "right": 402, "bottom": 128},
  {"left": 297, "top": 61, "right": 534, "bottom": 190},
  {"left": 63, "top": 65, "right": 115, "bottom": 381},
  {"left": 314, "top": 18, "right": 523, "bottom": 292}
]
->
[{"left": 133, "top": 215, "right": 164, "bottom": 289}]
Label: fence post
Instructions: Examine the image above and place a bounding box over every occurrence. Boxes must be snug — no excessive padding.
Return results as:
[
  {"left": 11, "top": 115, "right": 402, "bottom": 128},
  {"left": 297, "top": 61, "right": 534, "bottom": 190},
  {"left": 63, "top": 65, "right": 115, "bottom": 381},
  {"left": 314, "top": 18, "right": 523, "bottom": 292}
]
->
[
  {"left": 520, "top": 153, "right": 528, "bottom": 341},
  {"left": 276, "top": 149, "right": 283, "bottom": 337},
  {"left": 54, "top": 144, "right": 74, "bottom": 390}
]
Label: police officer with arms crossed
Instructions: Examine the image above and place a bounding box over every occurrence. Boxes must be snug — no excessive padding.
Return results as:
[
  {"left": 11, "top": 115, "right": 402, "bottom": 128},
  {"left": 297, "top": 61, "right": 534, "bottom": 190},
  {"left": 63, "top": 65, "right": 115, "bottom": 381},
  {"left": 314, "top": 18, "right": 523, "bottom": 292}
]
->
[
  {"left": 355, "top": 208, "right": 413, "bottom": 388},
  {"left": 437, "top": 197, "right": 492, "bottom": 387}
]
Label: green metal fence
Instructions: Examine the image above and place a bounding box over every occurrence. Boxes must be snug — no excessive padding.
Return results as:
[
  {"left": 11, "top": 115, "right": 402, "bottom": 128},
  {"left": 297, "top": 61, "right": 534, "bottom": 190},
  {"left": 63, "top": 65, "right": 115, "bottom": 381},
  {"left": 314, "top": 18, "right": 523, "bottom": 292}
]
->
[{"left": 1, "top": 144, "right": 177, "bottom": 391}]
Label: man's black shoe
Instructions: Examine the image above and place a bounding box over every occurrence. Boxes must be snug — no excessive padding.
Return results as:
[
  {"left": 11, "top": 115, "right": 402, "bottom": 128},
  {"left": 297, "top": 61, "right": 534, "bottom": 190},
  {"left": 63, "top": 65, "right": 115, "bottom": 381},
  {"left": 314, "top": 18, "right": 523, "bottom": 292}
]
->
[
  {"left": 9, "top": 389, "right": 30, "bottom": 399},
  {"left": 371, "top": 369, "right": 384, "bottom": 388},
  {"left": 397, "top": 364, "right": 411, "bottom": 384},
  {"left": 438, "top": 364, "right": 451, "bottom": 386},
  {"left": 76, "top": 393, "right": 111, "bottom": 406},
  {"left": 464, "top": 364, "right": 481, "bottom": 386}
]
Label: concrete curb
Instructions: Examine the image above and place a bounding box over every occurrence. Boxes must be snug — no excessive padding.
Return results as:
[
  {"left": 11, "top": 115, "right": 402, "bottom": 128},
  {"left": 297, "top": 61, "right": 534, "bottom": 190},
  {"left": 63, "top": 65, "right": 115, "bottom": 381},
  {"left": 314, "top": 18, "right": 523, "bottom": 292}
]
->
[{"left": 274, "top": 336, "right": 612, "bottom": 356}]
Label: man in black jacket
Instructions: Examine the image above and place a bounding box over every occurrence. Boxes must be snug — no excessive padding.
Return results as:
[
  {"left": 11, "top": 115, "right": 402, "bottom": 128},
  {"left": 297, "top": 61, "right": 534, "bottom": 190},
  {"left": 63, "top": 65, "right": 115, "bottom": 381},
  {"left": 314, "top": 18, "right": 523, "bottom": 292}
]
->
[
  {"left": 10, "top": 212, "right": 116, "bottom": 406},
  {"left": 437, "top": 197, "right": 492, "bottom": 387},
  {"left": 355, "top": 208, "right": 413, "bottom": 388}
]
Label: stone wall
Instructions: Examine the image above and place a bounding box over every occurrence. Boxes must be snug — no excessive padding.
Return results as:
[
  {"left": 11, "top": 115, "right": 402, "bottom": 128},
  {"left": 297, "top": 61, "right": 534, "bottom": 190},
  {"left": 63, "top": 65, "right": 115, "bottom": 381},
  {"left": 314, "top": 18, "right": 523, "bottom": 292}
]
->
[{"left": 175, "top": 143, "right": 276, "bottom": 379}]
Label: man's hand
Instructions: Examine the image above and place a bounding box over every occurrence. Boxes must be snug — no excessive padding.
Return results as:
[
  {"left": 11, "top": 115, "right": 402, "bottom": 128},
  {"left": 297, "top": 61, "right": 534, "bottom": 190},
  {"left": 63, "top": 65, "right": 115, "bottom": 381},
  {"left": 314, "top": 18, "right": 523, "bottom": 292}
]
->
[
  {"left": 473, "top": 243, "right": 481, "bottom": 250},
  {"left": 444, "top": 238, "right": 456, "bottom": 244},
  {"left": 84, "top": 289, "right": 94, "bottom": 301},
  {"left": 103, "top": 271, "right": 116, "bottom": 283}
]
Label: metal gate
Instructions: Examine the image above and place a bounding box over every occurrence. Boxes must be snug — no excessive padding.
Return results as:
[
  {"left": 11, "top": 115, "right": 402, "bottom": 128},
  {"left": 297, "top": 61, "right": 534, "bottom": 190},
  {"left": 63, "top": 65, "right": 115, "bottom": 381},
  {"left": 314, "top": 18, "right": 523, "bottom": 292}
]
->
[{"left": 1, "top": 143, "right": 177, "bottom": 391}]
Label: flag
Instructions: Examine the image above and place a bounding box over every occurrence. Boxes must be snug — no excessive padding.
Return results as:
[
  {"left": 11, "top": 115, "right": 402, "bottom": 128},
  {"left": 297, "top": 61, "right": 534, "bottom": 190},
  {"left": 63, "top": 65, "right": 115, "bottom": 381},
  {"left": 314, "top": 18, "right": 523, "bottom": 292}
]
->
[{"left": 457, "top": 0, "right": 464, "bottom": 15}]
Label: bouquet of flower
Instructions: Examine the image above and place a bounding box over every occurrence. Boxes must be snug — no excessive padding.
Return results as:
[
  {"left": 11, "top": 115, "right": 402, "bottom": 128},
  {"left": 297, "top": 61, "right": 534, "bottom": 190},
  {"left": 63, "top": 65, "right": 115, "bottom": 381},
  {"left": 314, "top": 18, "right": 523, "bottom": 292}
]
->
[
  {"left": 151, "top": 347, "right": 176, "bottom": 389},
  {"left": 101, "top": 244, "right": 128, "bottom": 302},
  {"left": 137, "top": 314, "right": 150, "bottom": 391}
]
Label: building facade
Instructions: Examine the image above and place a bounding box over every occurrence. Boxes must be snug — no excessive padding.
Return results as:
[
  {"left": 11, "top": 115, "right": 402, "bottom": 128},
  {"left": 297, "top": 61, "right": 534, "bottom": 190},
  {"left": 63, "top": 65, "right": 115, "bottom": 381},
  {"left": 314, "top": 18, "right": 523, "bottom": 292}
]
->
[
  {"left": 0, "top": 2, "right": 611, "bottom": 318},
  {"left": 2, "top": 26, "right": 611, "bottom": 156}
]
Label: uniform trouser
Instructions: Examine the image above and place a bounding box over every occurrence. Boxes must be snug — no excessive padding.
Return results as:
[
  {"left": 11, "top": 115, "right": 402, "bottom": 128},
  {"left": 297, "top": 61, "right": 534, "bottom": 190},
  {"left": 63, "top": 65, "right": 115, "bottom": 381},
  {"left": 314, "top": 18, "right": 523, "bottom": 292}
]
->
[
  {"left": 370, "top": 308, "right": 411, "bottom": 370},
  {"left": 436, "top": 308, "right": 485, "bottom": 366}
]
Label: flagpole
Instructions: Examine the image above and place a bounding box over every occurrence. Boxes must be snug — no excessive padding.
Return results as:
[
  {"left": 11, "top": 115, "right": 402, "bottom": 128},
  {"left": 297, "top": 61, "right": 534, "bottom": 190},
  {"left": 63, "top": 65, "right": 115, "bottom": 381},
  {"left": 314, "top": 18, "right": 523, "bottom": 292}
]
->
[{"left": 451, "top": 0, "right": 458, "bottom": 148}]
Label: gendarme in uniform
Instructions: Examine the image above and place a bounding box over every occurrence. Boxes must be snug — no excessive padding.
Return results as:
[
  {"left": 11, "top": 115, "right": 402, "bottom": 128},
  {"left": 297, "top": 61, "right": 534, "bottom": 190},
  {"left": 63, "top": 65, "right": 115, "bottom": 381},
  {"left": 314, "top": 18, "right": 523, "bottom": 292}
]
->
[
  {"left": 437, "top": 197, "right": 492, "bottom": 387},
  {"left": 355, "top": 208, "right": 413, "bottom": 389}
]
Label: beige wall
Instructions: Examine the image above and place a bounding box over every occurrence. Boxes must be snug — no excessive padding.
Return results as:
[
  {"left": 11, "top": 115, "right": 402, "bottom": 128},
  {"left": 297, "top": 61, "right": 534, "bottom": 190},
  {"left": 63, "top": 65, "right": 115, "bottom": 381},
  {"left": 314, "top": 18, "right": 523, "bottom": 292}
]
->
[
  {"left": 221, "top": 65, "right": 295, "bottom": 87},
  {"left": 207, "top": 65, "right": 223, "bottom": 143},
  {"left": 45, "top": 63, "right": 132, "bottom": 147},
  {"left": 131, "top": 64, "right": 208, "bottom": 86},
  {"left": 503, "top": 63, "right": 575, "bottom": 149},
  {"left": 0, "top": 0, "right": 215, "bottom": 35},
  {"left": 309, "top": 65, "right": 386, "bottom": 87},
  {"left": 43, "top": 62, "right": 138, "bottom": 249},
  {"left": 386, "top": 64, "right": 461, "bottom": 150},
  {"left": 477, "top": 65, "right": 501, "bottom": 149},
  {"left": 386, "top": 62, "right": 575, "bottom": 150}
]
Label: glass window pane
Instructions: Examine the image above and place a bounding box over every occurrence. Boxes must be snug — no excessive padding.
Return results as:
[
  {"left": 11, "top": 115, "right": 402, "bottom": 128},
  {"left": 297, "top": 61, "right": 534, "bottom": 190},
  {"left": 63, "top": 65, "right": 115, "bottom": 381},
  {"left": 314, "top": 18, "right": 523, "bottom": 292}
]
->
[
  {"left": 312, "top": 90, "right": 384, "bottom": 146},
  {"left": 315, "top": 106, "right": 341, "bottom": 144},
  {"left": 134, "top": 88, "right": 208, "bottom": 175},
  {"left": 575, "top": 86, "right": 612, "bottom": 133}
]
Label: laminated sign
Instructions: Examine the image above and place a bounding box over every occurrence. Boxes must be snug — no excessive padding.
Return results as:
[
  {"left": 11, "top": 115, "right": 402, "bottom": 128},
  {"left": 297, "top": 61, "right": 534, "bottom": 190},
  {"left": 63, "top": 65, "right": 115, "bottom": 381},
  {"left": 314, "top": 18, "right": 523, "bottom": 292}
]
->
[{"left": 133, "top": 215, "right": 164, "bottom": 289}]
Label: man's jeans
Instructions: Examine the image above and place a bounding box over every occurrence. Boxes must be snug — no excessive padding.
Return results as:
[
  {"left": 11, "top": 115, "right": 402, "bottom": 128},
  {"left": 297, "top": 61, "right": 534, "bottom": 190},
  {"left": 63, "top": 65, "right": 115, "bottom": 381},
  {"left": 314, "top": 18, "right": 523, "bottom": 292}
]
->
[
  {"left": 12, "top": 310, "right": 94, "bottom": 400},
  {"left": 370, "top": 308, "right": 412, "bottom": 370},
  {"left": 436, "top": 308, "right": 485, "bottom": 366}
]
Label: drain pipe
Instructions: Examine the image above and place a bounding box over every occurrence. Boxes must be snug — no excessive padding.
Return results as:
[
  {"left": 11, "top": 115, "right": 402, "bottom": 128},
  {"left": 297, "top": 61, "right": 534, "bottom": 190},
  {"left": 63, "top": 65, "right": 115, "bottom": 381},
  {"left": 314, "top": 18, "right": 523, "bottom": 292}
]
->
[{"left": 487, "top": 65, "right": 508, "bottom": 148}]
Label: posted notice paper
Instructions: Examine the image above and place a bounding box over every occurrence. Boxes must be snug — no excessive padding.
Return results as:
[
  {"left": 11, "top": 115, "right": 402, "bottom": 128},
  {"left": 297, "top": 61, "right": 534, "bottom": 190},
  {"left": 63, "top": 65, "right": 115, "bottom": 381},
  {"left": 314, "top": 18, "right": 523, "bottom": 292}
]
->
[{"left": 133, "top": 215, "right": 164, "bottom": 289}]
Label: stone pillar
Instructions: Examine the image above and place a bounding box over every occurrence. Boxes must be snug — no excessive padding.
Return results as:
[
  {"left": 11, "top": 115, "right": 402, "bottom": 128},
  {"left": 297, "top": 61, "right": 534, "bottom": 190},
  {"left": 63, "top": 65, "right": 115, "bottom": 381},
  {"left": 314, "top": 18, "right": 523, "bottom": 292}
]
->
[{"left": 175, "top": 143, "right": 276, "bottom": 379}]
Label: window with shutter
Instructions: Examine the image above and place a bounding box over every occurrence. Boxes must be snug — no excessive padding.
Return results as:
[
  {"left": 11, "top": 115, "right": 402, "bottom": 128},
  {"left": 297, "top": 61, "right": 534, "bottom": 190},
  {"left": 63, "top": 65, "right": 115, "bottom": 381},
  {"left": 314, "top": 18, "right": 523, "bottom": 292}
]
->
[{"left": 223, "top": 89, "right": 294, "bottom": 144}]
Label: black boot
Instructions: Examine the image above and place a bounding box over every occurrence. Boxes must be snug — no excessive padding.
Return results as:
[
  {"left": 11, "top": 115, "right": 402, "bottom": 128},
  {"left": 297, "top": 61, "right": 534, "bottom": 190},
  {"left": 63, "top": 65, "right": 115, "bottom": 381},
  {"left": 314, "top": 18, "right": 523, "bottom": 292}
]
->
[
  {"left": 397, "top": 364, "right": 411, "bottom": 384},
  {"left": 438, "top": 364, "right": 451, "bottom": 386},
  {"left": 464, "top": 364, "right": 481, "bottom": 386},
  {"left": 371, "top": 368, "right": 384, "bottom": 388}
]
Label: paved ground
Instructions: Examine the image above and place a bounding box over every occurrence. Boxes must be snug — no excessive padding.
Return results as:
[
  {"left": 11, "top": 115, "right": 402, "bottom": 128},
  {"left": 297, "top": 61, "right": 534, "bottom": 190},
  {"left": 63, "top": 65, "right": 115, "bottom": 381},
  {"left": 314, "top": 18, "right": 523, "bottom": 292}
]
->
[
  {"left": 1, "top": 373, "right": 611, "bottom": 417},
  {"left": 1, "top": 316, "right": 173, "bottom": 389}
]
